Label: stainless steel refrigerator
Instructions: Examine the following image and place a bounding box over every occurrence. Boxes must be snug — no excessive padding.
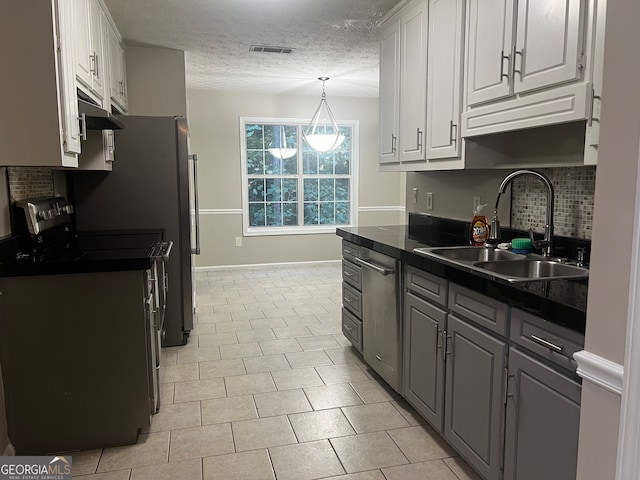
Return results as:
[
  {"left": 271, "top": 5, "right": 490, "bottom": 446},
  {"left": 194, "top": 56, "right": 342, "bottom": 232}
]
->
[{"left": 71, "top": 116, "right": 200, "bottom": 346}]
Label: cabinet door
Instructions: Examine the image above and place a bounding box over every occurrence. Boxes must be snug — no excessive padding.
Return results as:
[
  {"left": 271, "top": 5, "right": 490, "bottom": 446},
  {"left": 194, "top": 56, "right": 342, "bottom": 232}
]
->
[
  {"left": 466, "top": 0, "right": 515, "bottom": 106},
  {"left": 426, "top": 0, "right": 464, "bottom": 159},
  {"left": 88, "top": 0, "right": 106, "bottom": 100},
  {"left": 57, "top": 0, "right": 82, "bottom": 158},
  {"left": 73, "top": 0, "right": 92, "bottom": 89},
  {"left": 379, "top": 19, "right": 400, "bottom": 164},
  {"left": 398, "top": 0, "right": 428, "bottom": 162},
  {"left": 404, "top": 292, "right": 446, "bottom": 431},
  {"left": 513, "top": 0, "right": 585, "bottom": 95},
  {"left": 504, "top": 348, "right": 581, "bottom": 480},
  {"left": 444, "top": 315, "right": 507, "bottom": 480}
]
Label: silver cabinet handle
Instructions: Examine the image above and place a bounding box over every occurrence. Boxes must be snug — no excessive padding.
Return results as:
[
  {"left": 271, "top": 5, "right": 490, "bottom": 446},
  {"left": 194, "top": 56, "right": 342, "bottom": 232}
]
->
[
  {"left": 354, "top": 257, "right": 394, "bottom": 276},
  {"left": 391, "top": 134, "right": 397, "bottom": 154},
  {"left": 344, "top": 271, "right": 354, "bottom": 277},
  {"left": 343, "top": 324, "right": 353, "bottom": 332},
  {"left": 344, "top": 296, "right": 355, "bottom": 305},
  {"left": 79, "top": 113, "right": 87, "bottom": 141},
  {"left": 416, "top": 128, "right": 423, "bottom": 150},
  {"left": 514, "top": 47, "right": 524, "bottom": 77},
  {"left": 449, "top": 120, "right": 457, "bottom": 145},
  {"left": 375, "top": 355, "right": 382, "bottom": 362},
  {"left": 530, "top": 334, "right": 564, "bottom": 353},
  {"left": 500, "top": 50, "right": 510, "bottom": 82}
]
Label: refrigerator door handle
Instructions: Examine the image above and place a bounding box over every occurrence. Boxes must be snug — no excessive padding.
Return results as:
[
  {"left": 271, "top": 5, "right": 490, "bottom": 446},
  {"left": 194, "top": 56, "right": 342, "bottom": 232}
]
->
[{"left": 189, "top": 153, "right": 201, "bottom": 255}]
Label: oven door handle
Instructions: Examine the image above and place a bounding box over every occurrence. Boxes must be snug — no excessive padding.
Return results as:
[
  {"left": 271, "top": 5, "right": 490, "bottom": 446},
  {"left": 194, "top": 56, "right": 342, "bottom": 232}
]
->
[{"left": 355, "top": 257, "right": 395, "bottom": 276}]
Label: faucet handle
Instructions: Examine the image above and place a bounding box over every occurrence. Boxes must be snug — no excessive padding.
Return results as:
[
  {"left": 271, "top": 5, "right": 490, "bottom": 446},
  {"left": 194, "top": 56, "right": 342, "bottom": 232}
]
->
[{"left": 576, "top": 247, "right": 587, "bottom": 267}]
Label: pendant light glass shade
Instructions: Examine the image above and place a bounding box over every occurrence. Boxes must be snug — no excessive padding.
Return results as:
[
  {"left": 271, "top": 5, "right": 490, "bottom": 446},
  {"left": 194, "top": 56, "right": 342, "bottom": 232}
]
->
[
  {"left": 303, "top": 77, "right": 345, "bottom": 153},
  {"left": 268, "top": 125, "right": 297, "bottom": 159}
]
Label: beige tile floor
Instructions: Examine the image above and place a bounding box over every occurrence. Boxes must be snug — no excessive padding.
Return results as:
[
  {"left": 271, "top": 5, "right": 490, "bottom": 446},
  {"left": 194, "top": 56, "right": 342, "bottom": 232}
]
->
[{"left": 72, "top": 263, "right": 481, "bottom": 480}]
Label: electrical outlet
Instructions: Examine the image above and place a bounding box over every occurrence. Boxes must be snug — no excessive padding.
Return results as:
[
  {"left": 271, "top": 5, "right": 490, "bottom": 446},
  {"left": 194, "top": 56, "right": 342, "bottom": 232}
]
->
[
  {"left": 426, "top": 192, "right": 434, "bottom": 210},
  {"left": 473, "top": 196, "right": 481, "bottom": 211},
  {"left": 235, "top": 237, "right": 242, "bottom": 247},
  {"left": 412, "top": 187, "right": 418, "bottom": 204}
]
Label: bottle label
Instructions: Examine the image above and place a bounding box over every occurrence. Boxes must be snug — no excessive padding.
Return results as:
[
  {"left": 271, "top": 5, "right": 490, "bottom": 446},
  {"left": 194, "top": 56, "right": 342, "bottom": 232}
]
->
[{"left": 472, "top": 221, "right": 488, "bottom": 243}]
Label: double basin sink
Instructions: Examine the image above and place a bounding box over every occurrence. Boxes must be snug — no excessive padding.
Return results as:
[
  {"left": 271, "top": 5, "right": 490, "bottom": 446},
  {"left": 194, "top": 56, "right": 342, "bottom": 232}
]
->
[{"left": 414, "top": 246, "right": 589, "bottom": 283}]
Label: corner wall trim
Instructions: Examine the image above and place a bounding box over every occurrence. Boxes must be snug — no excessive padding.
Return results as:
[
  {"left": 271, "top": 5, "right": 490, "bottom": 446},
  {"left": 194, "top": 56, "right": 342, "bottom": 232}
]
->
[
  {"left": 199, "top": 209, "right": 243, "bottom": 215},
  {"left": 2, "top": 442, "right": 15, "bottom": 456},
  {"left": 574, "top": 350, "right": 624, "bottom": 395},
  {"left": 358, "top": 206, "right": 406, "bottom": 212}
]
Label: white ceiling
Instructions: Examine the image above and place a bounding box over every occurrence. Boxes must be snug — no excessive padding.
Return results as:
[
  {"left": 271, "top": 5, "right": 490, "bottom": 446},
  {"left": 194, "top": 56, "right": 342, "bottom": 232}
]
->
[{"left": 103, "top": 0, "right": 404, "bottom": 98}]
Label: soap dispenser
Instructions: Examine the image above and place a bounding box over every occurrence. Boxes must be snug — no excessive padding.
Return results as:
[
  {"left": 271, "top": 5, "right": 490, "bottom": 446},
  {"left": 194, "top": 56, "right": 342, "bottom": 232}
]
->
[{"left": 470, "top": 204, "right": 490, "bottom": 246}]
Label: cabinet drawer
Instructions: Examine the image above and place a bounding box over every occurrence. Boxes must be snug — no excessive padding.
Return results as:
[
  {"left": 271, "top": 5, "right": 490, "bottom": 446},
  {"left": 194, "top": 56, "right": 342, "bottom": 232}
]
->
[
  {"left": 342, "top": 259, "right": 362, "bottom": 290},
  {"left": 448, "top": 283, "right": 508, "bottom": 336},
  {"left": 342, "top": 308, "right": 363, "bottom": 352},
  {"left": 510, "top": 308, "right": 584, "bottom": 372},
  {"left": 406, "top": 265, "right": 448, "bottom": 307},
  {"left": 342, "top": 282, "right": 363, "bottom": 319},
  {"left": 342, "top": 241, "right": 361, "bottom": 264}
]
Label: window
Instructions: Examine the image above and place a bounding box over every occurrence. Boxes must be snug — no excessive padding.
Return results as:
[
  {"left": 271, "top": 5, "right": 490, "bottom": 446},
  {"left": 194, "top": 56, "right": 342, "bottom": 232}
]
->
[{"left": 240, "top": 117, "right": 358, "bottom": 235}]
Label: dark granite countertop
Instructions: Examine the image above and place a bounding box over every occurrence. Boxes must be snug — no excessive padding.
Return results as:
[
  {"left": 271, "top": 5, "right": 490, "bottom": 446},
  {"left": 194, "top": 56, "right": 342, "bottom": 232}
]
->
[{"left": 337, "top": 219, "right": 588, "bottom": 334}]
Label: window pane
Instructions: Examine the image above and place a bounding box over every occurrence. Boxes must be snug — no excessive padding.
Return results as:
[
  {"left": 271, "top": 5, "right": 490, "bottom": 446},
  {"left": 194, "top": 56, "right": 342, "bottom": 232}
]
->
[
  {"left": 266, "top": 202, "right": 283, "bottom": 226},
  {"left": 265, "top": 155, "right": 281, "bottom": 175},
  {"left": 249, "top": 203, "right": 266, "bottom": 226},
  {"left": 319, "top": 202, "right": 335, "bottom": 224},
  {"left": 283, "top": 203, "right": 297, "bottom": 226},
  {"left": 318, "top": 153, "right": 334, "bottom": 175},
  {"left": 282, "top": 179, "right": 297, "bottom": 202},
  {"left": 265, "top": 178, "right": 282, "bottom": 202},
  {"left": 303, "top": 151, "right": 318, "bottom": 174},
  {"left": 336, "top": 201, "right": 350, "bottom": 224},
  {"left": 304, "top": 203, "right": 318, "bottom": 225},
  {"left": 334, "top": 156, "right": 349, "bottom": 175},
  {"left": 247, "top": 151, "right": 264, "bottom": 175},
  {"left": 245, "top": 124, "right": 264, "bottom": 149},
  {"left": 304, "top": 179, "right": 318, "bottom": 201},
  {"left": 283, "top": 157, "right": 297, "bottom": 175},
  {"left": 335, "top": 179, "right": 349, "bottom": 200},
  {"left": 319, "top": 178, "right": 335, "bottom": 201},
  {"left": 248, "top": 179, "right": 265, "bottom": 202}
]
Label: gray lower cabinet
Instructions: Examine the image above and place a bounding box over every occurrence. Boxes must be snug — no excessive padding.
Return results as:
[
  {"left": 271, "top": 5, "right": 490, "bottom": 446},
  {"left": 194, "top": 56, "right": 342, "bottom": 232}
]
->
[
  {"left": 403, "top": 291, "right": 446, "bottom": 431},
  {"left": 504, "top": 348, "right": 581, "bottom": 480},
  {"left": 341, "top": 241, "right": 363, "bottom": 352},
  {"left": 444, "top": 314, "right": 508, "bottom": 480}
]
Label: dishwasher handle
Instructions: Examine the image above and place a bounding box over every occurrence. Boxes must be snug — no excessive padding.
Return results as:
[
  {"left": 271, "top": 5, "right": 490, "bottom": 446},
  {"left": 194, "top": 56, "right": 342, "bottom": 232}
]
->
[{"left": 355, "top": 257, "right": 395, "bottom": 276}]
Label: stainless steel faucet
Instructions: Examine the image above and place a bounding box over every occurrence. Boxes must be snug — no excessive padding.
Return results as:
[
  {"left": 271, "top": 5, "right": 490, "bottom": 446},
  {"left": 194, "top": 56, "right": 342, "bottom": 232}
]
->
[{"left": 486, "top": 169, "right": 555, "bottom": 256}]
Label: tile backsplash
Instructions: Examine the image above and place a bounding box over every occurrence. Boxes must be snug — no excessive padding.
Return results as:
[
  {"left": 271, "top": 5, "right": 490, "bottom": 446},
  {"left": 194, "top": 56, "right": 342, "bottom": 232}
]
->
[
  {"left": 6, "top": 167, "right": 55, "bottom": 202},
  {"left": 510, "top": 166, "right": 596, "bottom": 239}
]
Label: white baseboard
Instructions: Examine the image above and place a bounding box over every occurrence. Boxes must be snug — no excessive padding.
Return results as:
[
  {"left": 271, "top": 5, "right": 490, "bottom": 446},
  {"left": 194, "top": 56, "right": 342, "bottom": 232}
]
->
[
  {"left": 574, "top": 349, "right": 624, "bottom": 395},
  {"left": 194, "top": 259, "right": 341, "bottom": 271},
  {"left": 2, "top": 442, "right": 15, "bottom": 456}
]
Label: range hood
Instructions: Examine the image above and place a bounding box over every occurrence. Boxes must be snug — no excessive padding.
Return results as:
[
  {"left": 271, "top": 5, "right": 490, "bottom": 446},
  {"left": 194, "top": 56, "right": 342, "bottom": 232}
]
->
[{"left": 77, "top": 90, "right": 124, "bottom": 131}]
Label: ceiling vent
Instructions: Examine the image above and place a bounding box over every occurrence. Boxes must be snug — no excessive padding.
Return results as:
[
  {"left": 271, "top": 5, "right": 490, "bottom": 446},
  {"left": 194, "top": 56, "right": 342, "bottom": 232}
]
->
[{"left": 249, "top": 45, "right": 294, "bottom": 54}]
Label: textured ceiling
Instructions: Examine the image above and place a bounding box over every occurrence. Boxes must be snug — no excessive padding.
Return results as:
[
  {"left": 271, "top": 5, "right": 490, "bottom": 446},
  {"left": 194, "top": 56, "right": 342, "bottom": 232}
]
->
[{"left": 103, "top": 0, "right": 404, "bottom": 97}]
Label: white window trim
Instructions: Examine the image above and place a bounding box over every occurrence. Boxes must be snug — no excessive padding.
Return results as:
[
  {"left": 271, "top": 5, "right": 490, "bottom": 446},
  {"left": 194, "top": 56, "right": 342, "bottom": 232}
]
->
[{"left": 239, "top": 116, "right": 359, "bottom": 236}]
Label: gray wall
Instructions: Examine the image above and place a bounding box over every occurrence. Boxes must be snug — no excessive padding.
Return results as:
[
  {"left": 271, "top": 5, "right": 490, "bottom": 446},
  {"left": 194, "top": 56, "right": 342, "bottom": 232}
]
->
[
  {"left": 125, "top": 46, "right": 187, "bottom": 117},
  {"left": 187, "top": 89, "right": 405, "bottom": 267},
  {"left": 577, "top": 0, "right": 640, "bottom": 477}
]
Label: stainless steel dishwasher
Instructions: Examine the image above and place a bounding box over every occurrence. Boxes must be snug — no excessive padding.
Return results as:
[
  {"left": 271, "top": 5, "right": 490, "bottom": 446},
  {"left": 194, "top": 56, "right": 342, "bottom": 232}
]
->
[{"left": 355, "top": 247, "right": 402, "bottom": 393}]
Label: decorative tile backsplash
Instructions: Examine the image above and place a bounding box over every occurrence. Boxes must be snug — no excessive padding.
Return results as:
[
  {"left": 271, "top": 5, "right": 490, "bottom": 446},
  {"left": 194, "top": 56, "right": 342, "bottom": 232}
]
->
[
  {"left": 6, "top": 167, "right": 54, "bottom": 202},
  {"left": 510, "top": 166, "right": 596, "bottom": 239}
]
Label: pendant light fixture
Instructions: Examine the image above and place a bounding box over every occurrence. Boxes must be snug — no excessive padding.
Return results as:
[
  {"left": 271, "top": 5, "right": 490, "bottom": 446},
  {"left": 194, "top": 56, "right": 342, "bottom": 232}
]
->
[
  {"left": 303, "top": 77, "right": 345, "bottom": 153},
  {"left": 267, "top": 125, "right": 297, "bottom": 159}
]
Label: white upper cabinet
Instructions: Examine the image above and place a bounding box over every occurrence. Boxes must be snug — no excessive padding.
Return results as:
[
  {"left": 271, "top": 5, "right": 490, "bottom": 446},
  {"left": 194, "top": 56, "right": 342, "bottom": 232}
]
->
[
  {"left": 379, "top": 18, "right": 401, "bottom": 164},
  {"left": 466, "top": 0, "right": 584, "bottom": 107},
  {"left": 106, "top": 20, "right": 128, "bottom": 113},
  {"left": 73, "top": 0, "right": 106, "bottom": 104},
  {"left": 466, "top": 0, "right": 515, "bottom": 106},
  {"left": 513, "top": 0, "right": 585, "bottom": 94},
  {"left": 398, "top": 0, "right": 428, "bottom": 162},
  {"left": 426, "top": 0, "right": 465, "bottom": 160}
]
